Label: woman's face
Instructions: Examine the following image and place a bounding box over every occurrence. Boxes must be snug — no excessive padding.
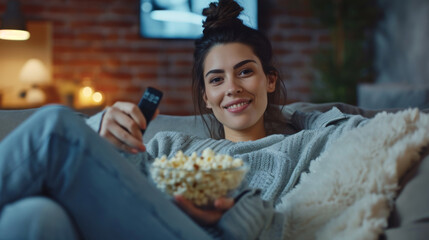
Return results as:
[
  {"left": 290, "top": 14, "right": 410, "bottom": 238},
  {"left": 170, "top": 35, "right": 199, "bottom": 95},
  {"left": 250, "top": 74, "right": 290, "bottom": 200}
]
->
[{"left": 203, "top": 43, "right": 276, "bottom": 141}]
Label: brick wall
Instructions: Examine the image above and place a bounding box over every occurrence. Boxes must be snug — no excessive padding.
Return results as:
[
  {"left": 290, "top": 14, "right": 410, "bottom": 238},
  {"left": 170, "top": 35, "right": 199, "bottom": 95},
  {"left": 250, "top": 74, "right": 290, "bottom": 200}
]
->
[{"left": 0, "top": 0, "right": 330, "bottom": 115}]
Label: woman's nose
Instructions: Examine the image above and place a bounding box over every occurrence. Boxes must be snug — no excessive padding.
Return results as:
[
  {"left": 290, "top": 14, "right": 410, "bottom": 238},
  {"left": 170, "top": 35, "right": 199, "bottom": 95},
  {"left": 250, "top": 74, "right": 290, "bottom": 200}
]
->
[
  {"left": 225, "top": 79, "right": 243, "bottom": 96},
  {"left": 226, "top": 87, "right": 243, "bottom": 96}
]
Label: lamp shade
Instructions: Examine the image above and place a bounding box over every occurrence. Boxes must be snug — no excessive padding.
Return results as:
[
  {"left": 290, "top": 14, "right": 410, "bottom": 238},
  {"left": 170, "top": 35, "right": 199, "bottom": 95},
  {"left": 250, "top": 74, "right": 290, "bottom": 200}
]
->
[
  {"left": 0, "top": 0, "right": 30, "bottom": 41},
  {"left": 19, "top": 58, "right": 50, "bottom": 85}
]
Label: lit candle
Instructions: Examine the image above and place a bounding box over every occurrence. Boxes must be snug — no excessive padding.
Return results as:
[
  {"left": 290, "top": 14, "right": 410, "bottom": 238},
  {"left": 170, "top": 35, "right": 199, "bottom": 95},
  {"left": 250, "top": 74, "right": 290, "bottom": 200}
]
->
[
  {"left": 76, "top": 86, "right": 104, "bottom": 107},
  {"left": 77, "top": 86, "right": 94, "bottom": 107},
  {"left": 92, "top": 91, "right": 103, "bottom": 104}
]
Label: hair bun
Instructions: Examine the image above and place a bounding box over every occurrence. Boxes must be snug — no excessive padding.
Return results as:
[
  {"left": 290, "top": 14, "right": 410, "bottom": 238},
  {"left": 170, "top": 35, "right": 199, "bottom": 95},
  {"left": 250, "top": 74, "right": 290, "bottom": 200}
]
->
[{"left": 202, "top": 0, "right": 244, "bottom": 31}]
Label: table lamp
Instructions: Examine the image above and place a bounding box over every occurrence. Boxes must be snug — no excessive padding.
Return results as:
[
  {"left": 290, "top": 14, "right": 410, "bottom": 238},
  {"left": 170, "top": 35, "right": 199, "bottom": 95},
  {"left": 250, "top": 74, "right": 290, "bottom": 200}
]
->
[{"left": 19, "top": 58, "right": 50, "bottom": 104}]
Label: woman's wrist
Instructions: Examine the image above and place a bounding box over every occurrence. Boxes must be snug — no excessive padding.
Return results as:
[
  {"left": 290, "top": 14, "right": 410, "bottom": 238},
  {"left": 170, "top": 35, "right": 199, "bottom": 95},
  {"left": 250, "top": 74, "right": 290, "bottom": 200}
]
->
[{"left": 217, "top": 189, "right": 275, "bottom": 240}]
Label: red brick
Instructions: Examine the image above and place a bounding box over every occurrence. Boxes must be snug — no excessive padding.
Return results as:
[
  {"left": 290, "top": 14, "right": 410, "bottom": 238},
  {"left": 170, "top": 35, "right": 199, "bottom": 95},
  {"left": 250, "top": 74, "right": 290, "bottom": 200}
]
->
[
  {"left": 273, "top": 48, "right": 293, "bottom": 55},
  {"left": 174, "top": 60, "right": 193, "bottom": 67},
  {"left": 284, "top": 61, "right": 309, "bottom": 69},
  {"left": 301, "top": 48, "right": 317, "bottom": 55},
  {"left": 99, "top": 20, "right": 135, "bottom": 28},
  {"left": 75, "top": 33, "right": 106, "bottom": 41},
  {"left": 96, "top": 83, "right": 121, "bottom": 93},
  {"left": 126, "top": 59, "right": 159, "bottom": 67},
  {"left": 99, "top": 72, "right": 133, "bottom": 81},
  {"left": 136, "top": 73, "right": 158, "bottom": 79},
  {"left": 53, "top": 32, "right": 76, "bottom": 40},
  {"left": 53, "top": 72, "right": 76, "bottom": 81},
  {"left": 164, "top": 73, "right": 192, "bottom": 79},
  {"left": 22, "top": 5, "right": 46, "bottom": 14},
  {"left": 124, "top": 86, "right": 144, "bottom": 93},
  {"left": 285, "top": 35, "right": 313, "bottom": 43},
  {"left": 278, "top": 22, "right": 300, "bottom": 29},
  {"left": 318, "top": 34, "right": 332, "bottom": 43}
]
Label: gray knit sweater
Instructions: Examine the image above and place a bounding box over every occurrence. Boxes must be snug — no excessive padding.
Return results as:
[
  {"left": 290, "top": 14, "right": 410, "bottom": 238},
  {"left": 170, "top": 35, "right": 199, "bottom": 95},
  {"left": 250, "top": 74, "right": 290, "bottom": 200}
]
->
[{"left": 87, "top": 107, "right": 369, "bottom": 239}]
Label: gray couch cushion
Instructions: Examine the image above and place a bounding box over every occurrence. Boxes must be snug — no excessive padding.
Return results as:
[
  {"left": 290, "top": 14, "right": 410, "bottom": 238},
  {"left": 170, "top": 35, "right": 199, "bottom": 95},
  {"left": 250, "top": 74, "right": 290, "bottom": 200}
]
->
[
  {"left": 143, "top": 102, "right": 404, "bottom": 142},
  {"left": 0, "top": 109, "right": 37, "bottom": 141},
  {"left": 382, "top": 148, "right": 429, "bottom": 239},
  {"left": 143, "top": 114, "right": 210, "bottom": 143}
]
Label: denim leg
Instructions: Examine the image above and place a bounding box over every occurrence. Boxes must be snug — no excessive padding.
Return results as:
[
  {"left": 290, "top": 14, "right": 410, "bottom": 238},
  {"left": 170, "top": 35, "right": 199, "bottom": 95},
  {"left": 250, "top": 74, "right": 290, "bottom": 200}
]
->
[
  {"left": 0, "top": 105, "right": 212, "bottom": 240},
  {"left": 0, "top": 196, "right": 81, "bottom": 240}
]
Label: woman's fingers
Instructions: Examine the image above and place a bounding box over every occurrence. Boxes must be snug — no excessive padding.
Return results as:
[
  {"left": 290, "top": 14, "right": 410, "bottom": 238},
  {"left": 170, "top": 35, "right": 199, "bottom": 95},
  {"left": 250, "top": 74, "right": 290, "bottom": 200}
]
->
[
  {"left": 110, "top": 109, "right": 143, "bottom": 140},
  {"left": 113, "top": 102, "right": 148, "bottom": 130},
  {"left": 104, "top": 131, "right": 143, "bottom": 154},
  {"left": 105, "top": 121, "right": 145, "bottom": 152},
  {"left": 174, "top": 195, "right": 234, "bottom": 226},
  {"left": 99, "top": 102, "right": 147, "bottom": 153},
  {"left": 153, "top": 108, "right": 160, "bottom": 120},
  {"left": 214, "top": 197, "right": 234, "bottom": 210},
  {"left": 175, "top": 196, "right": 222, "bottom": 225}
]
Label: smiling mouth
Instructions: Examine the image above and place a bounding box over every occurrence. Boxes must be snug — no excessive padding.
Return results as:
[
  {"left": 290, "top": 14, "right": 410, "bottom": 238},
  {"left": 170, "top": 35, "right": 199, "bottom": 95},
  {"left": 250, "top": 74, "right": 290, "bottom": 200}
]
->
[{"left": 224, "top": 100, "right": 252, "bottom": 110}]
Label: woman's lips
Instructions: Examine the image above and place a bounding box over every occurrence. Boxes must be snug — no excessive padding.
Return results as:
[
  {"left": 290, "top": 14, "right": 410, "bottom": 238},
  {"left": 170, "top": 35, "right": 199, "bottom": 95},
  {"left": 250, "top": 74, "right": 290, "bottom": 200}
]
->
[{"left": 223, "top": 100, "right": 251, "bottom": 113}]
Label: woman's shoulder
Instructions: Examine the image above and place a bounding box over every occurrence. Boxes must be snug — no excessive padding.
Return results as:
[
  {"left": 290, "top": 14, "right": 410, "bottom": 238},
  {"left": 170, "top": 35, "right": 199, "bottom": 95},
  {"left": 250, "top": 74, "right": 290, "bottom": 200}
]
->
[{"left": 291, "top": 107, "right": 368, "bottom": 130}]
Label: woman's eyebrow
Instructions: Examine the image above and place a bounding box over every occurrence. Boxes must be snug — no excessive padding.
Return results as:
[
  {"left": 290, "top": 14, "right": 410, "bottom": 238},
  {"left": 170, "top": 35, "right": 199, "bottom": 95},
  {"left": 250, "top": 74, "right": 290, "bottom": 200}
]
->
[
  {"left": 233, "top": 59, "right": 256, "bottom": 69},
  {"left": 205, "top": 69, "right": 224, "bottom": 77},
  {"left": 205, "top": 59, "right": 257, "bottom": 77}
]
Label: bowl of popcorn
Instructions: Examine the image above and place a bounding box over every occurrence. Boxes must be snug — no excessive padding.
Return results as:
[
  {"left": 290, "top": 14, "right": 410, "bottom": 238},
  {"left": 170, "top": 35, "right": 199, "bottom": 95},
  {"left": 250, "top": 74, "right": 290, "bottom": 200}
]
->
[{"left": 147, "top": 148, "right": 248, "bottom": 207}]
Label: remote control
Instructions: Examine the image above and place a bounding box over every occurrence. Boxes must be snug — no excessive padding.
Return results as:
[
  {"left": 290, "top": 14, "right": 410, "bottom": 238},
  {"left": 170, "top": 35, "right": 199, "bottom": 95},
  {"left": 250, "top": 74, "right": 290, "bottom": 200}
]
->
[{"left": 138, "top": 87, "right": 163, "bottom": 133}]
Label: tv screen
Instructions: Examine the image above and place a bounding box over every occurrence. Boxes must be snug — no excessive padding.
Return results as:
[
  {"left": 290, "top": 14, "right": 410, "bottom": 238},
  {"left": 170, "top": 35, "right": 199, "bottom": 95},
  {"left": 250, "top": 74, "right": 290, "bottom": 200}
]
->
[{"left": 140, "top": 0, "right": 258, "bottom": 39}]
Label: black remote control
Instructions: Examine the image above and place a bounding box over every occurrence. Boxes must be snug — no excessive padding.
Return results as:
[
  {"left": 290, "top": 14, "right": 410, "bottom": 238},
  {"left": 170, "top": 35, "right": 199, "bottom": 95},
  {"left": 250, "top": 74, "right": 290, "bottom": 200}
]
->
[{"left": 138, "top": 87, "right": 163, "bottom": 133}]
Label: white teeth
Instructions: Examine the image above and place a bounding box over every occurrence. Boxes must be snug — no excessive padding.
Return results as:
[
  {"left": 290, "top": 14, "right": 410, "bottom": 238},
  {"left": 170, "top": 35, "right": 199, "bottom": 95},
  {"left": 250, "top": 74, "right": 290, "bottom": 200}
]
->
[{"left": 227, "top": 102, "right": 248, "bottom": 109}]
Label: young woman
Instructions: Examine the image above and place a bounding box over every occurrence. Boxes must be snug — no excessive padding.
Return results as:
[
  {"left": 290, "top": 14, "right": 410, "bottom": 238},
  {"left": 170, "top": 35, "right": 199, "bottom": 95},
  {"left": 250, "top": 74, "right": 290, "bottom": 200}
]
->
[{"left": 1, "top": 0, "right": 422, "bottom": 239}]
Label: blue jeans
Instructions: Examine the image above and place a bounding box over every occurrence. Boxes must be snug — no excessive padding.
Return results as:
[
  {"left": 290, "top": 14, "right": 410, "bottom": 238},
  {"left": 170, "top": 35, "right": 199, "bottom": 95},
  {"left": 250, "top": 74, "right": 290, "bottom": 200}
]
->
[
  {"left": 0, "top": 105, "right": 212, "bottom": 240},
  {"left": 0, "top": 197, "right": 81, "bottom": 240}
]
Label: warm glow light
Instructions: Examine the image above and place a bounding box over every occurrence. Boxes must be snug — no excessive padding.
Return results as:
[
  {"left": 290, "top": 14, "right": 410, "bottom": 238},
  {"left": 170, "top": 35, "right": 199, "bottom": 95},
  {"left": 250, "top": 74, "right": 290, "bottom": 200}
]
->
[
  {"left": 19, "top": 58, "right": 50, "bottom": 84},
  {"left": 77, "top": 85, "right": 104, "bottom": 107},
  {"left": 92, "top": 92, "right": 103, "bottom": 103},
  {"left": 82, "top": 86, "right": 93, "bottom": 97},
  {"left": 0, "top": 29, "right": 30, "bottom": 41}
]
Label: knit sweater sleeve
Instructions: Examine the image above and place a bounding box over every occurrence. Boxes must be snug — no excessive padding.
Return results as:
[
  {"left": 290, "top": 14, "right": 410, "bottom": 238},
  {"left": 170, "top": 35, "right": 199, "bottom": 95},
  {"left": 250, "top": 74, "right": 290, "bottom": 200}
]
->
[
  {"left": 291, "top": 107, "right": 350, "bottom": 130},
  {"left": 216, "top": 189, "right": 286, "bottom": 240}
]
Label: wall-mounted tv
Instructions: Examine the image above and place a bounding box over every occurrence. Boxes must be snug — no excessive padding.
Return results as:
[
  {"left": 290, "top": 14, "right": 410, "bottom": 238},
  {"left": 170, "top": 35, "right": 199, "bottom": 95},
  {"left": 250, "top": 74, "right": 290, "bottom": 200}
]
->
[{"left": 140, "top": 0, "right": 258, "bottom": 39}]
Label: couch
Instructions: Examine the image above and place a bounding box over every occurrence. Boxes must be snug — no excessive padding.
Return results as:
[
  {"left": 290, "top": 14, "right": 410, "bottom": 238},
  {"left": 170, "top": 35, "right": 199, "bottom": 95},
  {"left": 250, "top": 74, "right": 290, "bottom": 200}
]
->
[
  {"left": 0, "top": 102, "right": 428, "bottom": 239},
  {"left": 0, "top": 102, "right": 399, "bottom": 142}
]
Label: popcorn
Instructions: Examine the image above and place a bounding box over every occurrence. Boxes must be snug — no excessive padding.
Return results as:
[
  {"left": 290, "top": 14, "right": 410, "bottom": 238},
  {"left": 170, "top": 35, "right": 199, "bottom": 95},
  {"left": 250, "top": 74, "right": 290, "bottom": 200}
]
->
[{"left": 149, "top": 148, "right": 247, "bottom": 206}]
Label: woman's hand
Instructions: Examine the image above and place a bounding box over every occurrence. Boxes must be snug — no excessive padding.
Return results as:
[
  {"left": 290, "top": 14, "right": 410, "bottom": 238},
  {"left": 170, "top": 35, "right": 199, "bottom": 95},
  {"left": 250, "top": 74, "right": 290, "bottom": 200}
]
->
[
  {"left": 174, "top": 195, "right": 234, "bottom": 226},
  {"left": 99, "top": 101, "right": 157, "bottom": 153}
]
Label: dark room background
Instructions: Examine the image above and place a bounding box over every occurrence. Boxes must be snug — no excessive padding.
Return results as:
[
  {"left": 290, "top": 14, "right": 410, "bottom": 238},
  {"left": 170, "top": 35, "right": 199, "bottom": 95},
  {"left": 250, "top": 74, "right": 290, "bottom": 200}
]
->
[{"left": 1, "top": 0, "right": 428, "bottom": 115}]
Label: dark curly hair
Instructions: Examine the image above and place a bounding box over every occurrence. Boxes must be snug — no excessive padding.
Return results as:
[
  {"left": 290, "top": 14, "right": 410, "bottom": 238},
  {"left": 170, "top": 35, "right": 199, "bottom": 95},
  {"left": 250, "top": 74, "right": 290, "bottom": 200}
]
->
[{"left": 192, "top": 0, "right": 288, "bottom": 139}]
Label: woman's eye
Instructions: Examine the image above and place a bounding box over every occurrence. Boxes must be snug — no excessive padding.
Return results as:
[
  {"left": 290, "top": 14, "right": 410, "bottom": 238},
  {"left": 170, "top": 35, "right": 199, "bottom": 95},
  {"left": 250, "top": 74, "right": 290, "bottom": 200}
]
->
[
  {"left": 209, "top": 77, "right": 223, "bottom": 84},
  {"left": 239, "top": 69, "right": 253, "bottom": 76}
]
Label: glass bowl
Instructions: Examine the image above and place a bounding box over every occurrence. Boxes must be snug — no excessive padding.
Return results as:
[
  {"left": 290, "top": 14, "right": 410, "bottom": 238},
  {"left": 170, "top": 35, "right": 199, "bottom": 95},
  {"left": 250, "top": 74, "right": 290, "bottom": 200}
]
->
[{"left": 147, "top": 160, "right": 248, "bottom": 207}]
